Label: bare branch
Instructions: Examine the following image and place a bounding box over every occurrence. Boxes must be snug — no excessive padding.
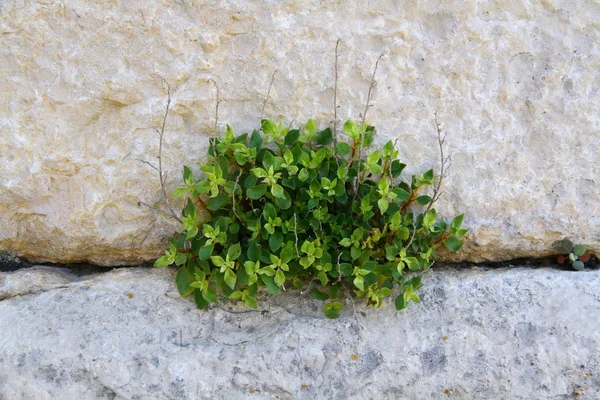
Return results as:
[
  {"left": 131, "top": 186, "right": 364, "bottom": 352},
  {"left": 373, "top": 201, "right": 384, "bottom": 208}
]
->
[
  {"left": 300, "top": 278, "right": 315, "bottom": 296},
  {"left": 405, "top": 112, "right": 451, "bottom": 250},
  {"left": 207, "top": 78, "right": 220, "bottom": 133},
  {"left": 353, "top": 54, "right": 384, "bottom": 199},
  {"left": 137, "top": 159, "right": 159, "bottom": 172},
  {"left": 360, "top": 53, "right": 383, "bottom": 135},
  {"left": 137, "top": 201, "right": 160, "bottom": 211},
  {"left": 425, "top": 112, "right": 451, "bottom": 213},
  {"left": 333, "top": 39, "right": 341, "bottom": 144},
  {"left": 156, "top": 76, "right": 182, "bottom": 223},
  {"left": 341, "top": 281, "right": 363, "bottom": 332},
  {"left": 260, "top": 69, "right": 278, "bottom": 120}
]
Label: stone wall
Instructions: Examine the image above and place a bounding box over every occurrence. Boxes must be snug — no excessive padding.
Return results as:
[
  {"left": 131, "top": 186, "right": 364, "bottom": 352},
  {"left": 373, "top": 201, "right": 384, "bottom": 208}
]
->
[
  {"left": 1, "top": 0, "right": 598, "bottom": 265},
  {"left": 1, "top": 266, "right": 599, "bottom": 398}
]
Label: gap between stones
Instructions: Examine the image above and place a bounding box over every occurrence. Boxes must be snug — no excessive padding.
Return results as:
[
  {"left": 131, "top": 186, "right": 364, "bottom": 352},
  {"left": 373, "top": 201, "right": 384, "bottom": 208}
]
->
[{"left": 1, "top": 252, "right": 597, "bottom": 276}]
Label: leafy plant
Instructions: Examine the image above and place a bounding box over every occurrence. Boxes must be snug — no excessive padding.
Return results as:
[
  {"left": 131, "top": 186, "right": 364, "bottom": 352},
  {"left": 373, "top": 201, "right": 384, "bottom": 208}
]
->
[
  {"left": 555, "top": 239, "right": 591, "bottom": 271},
  {"left": 155, "top": 118, "right": 467, "bottom": 317}
]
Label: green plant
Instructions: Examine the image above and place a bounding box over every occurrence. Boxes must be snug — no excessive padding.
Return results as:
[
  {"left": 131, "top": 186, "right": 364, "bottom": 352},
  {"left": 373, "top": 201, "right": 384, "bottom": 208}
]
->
[
  {"left": 555, "top": 239, "right": 591, "bottom": 271},
  {"left": 155, "top": 118, "right": 467, "bottom": 317}
]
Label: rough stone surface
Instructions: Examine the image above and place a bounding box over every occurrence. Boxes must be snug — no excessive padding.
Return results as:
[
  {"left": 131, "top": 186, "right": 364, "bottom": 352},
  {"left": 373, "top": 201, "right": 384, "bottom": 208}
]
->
[
  {"left": 1, "top": 266, "right": 599, "bottom": 399},
  {"left": 1, "top": 1, "right": 599, "bottom": 264}
]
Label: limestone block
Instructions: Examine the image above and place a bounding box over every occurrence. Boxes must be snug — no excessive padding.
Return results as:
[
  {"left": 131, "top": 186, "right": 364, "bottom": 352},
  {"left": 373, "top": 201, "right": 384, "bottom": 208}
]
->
[
  {"left": 0, "top": 0, "right": 598, "bottom": 264},
  {"left": 0, "top": 266, "right": 599, "bottom": 398}
]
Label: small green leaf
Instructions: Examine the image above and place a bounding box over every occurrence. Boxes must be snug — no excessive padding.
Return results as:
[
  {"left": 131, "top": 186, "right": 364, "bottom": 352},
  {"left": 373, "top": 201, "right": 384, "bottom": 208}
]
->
[
  {"left": 274, "top": 190, "right": 292, "bottom": 210},
  {"left": 572, "top": 260, "right": 585, "bottom": 271},
  {"left": 317, "top": 271, "right": 328, "bottom": 286},
  {"left": 451, "top": 214, "right": 464, "bottom": 229},
  {"left": 247, "top": 185, "right": 268, "bottom": 200},
  {"left": 171, "top": 187, "right": 188, "bottom": 198},
  {"left": 176, "top": 267, "right": 194, "bottom": 296},
  {"left": 194, "top": 290, "right": 209, "bottom": 309},
  {"left": 227, "top": 243, "right": 242, "bottom": 260},
  {"left": 154, "top": 255, "right": 172, "bottom": 268},
  {"left": 376, "top": 288, "right": 392, "bottom": 297},
  {"left": 316, "top": 128, "right": 333, "bottom": 146},
  {"left": 269, "top": 232, "right": 283, "bottom": 252},
  {"left": 247, "top": 240, "right": 261, "bottom": 262},
  {"left": 351, "top": 246, "right": 362, "bottom": 260},
  {"left": 174, "top": 253, "right": 187, "bottom": 266},
  {"left": 271, "top": 184, "right": 285, "bottom": 199},
  {"left": 556, "top": 239, "right": 574, "bottom": 254},
  {"left": 405, "top": 257, "right": 420, "bottom": 271},
  {"left": 284, "top": 129, "right": 300, "bottom": 146},
  {"left": 263, "top": 203, "right": 277, "bottom": 221},
  {"left": 224, "top": 268, "right": 237, "bottom": 290},
  {"left": 395, "top": 294, "right": 407, "bottom": 310},
  {"left": 298, "top": 168, "right": 309, "bottom": 181},
  {"left": 199, "top": 244, "right": 214, "bottom": 260},
  {"left": 183, "top": 166, "right": 193, "bottom": 183},
  {"left": 244, "top": 296, "right": 258, "bottom": 309},
  {"left": 443, "top": 236, "right": 463, "bottom": 252},
  {"left": 339, "top": 238, "right": 352, "bottom": 247},
  {"left": 573, "top": 245, "right": 586, "bottom": 257},
  {"left": 391, "top": 160, "right": 406, "bottom": 177},
  {"left": 274, "top": 269, "right": 286, "bottom": 287},
  {"left": 261, "top": 119, "right": 277, "bottom": 136},
  {"left": 377, "top": 198, "right": 389, "bottom": 214},
  {"left": 353, "top": 275, "right": 365, "bottom": 291},
  {"left": 391, "top": 188, "right": 411, "bottom": 202},
  {"left": 416, "top": 195, "right": 432, "bottom": 205},
  {"left": 249, "top": 130, "right": 263, "bottom": 148},
  {"left": 385, "top": 246, "right": 397, "bottom": 261},
  {"left": 280, "top": 246, "right": 294, "bottom": 264},
  {"left": 207, "top": 194, "right": 228, "bottom": 210},
  {"left": 323, "top": 301, "right": 343, "bottom": 318},
  {"left": 311, "top": 288, "right": 329, "bottom": 301},
  {"left": 228, "top": 291, "right": 243, "bottom": 300},
  {"left": 202, "top": 286, "right": 217, "bottom": 303},
  {"left": 210, "top": 255, "right": 225, "bottom": 267},
  {"left": 336, "top": 142, "right": 351, "bottom": 156}
]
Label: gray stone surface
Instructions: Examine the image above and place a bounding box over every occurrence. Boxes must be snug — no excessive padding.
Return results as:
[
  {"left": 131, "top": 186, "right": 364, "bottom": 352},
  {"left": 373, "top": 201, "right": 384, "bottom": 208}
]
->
[
  {"left": 1, "top": 1, "right": 599, "bottom": 265},
  {"left": 1, "top": 266, "right": 599, "bottom": 399}
]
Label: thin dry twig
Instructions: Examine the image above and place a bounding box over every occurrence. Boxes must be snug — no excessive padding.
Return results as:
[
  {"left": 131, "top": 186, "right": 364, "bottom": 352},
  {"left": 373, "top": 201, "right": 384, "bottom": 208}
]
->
[
  {"left": 405, "top": 112, "right": 451, "bottom": 250},
  {"left": 341, "top": 282, "right": 363, "bottom": 332},
  {"left": 207, "top": 78, "right": 220, "bottom": 134},
  {"left": 157, "top": 78, "right": 182, "bottom": 223},
  {"left": 425, "top": 112, "right": 451, "bottom": 213},
  {"left": 260, "top": 69, "right": 278, "bottom": 120},
  {"left": 137, "top": 159, "right": 159, "bottom": 172},
  {"left": 353, "top": 54, "right": 384, "bottom": 199},
  {"left": 139, "top": 76, "right": 182, "bottom": 223},
  {"left": 300, "top": 277, "right": 315, "bottom": 296},
  {"left": 333, "top": 39, "right": 341, "bottom": 144},
  {"left": 359, "top": 54, "right": 383, "bottom": 136}
]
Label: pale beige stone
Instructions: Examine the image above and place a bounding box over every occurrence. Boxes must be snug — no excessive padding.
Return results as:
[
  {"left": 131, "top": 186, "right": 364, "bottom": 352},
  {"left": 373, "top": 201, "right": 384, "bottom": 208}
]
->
[{"left": 0, "top": 0, "right": 598, "bottom": 265}]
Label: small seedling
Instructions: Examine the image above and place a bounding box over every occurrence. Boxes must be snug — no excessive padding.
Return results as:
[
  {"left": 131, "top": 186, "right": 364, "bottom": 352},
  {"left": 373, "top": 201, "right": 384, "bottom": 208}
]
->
[{"left": 555, "top": 239, "right": 591, "bottom": 271}]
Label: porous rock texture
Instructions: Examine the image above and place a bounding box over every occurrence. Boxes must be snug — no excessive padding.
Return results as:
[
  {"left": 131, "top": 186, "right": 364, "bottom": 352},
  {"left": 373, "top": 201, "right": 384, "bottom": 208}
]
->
[
  {"left": 1, "top": 1, "right": 599, "bottom": 265},
  {"left": 1, "top": 266, "right": 599, "bottom": 399}
]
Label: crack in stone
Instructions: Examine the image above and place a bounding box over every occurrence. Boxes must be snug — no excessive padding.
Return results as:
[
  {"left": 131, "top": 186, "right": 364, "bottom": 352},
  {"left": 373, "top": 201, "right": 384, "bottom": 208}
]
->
[{"left": 0, "top": 285, "right": 72, "bottom": 301}]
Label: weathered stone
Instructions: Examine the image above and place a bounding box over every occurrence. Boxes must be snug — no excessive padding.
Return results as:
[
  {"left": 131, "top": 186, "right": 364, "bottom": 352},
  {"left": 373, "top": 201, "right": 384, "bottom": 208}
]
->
[
  {"left": 0, "top": 266, "right": 599, "bottom": 399},
  {"left": 0, "top": 1, "right": 598, "bottom": 264}
]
